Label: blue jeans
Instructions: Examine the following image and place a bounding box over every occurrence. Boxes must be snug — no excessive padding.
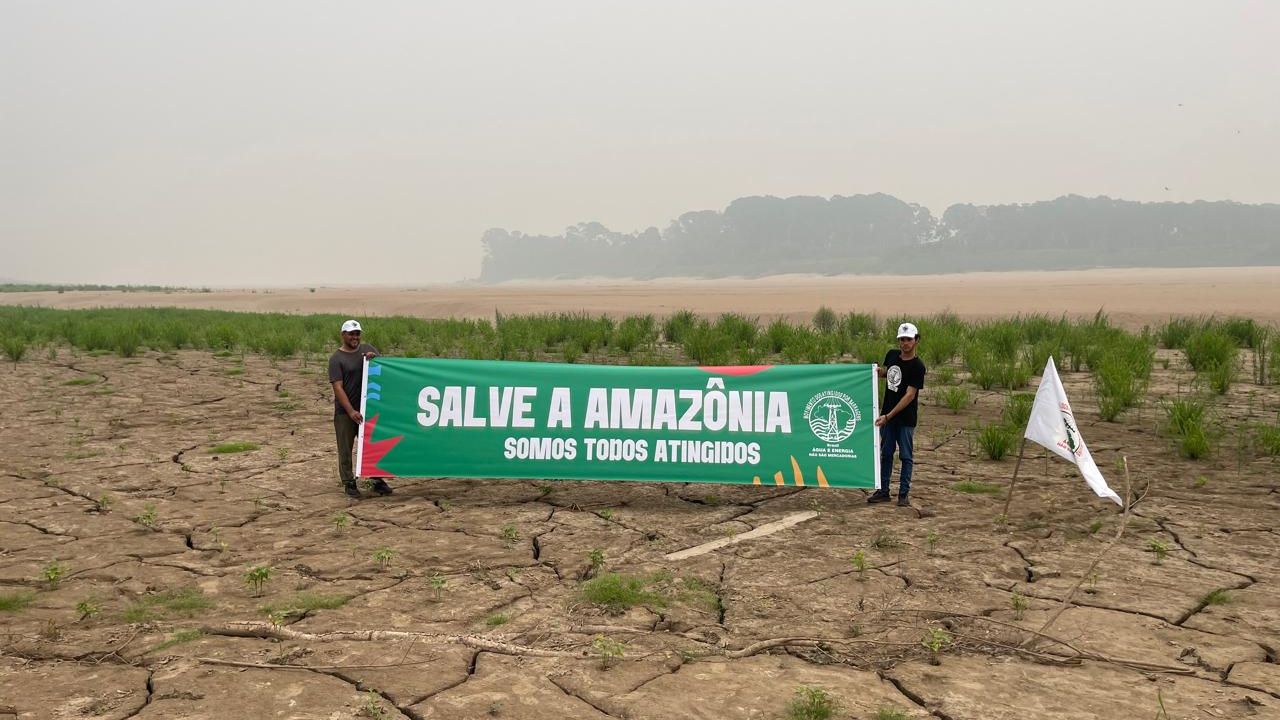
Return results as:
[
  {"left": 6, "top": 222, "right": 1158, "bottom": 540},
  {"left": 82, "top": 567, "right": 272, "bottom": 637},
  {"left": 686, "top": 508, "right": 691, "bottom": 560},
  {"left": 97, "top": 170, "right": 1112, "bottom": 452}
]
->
[{"left": 879, "top": 424, "right": 914, "bottom": 496}]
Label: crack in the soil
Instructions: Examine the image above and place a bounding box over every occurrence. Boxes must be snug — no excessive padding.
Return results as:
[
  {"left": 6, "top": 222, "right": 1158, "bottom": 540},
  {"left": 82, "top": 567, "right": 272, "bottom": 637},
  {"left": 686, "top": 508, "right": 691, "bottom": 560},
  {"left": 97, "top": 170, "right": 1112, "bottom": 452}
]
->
[
  {"left": 1173, "top": 578, "right": 1257, "bottom": 626},
  {"left": 0, "top": 519, "right": 78, "bottom": 539},
  {"left": 118, "top": 669, "right": 154, "bottom": 720},
  {"left": 982, "top": 581, "right": 1180, "bottom": 625},
  {"left": 1150, "top": 516, "right": 1197, "bottom": 559},
  {"left": 170, "top": 444, "right": 201, "bottom": 467},
  {"left": 1003, "top": 541, "right": 1035, "bottom": 583},
  {"left": 404, "top": 650, "right": 480, "bottom": 707},
  {"left": 625, "top": 656, "right": 689, "bottom": 695},
  {"left": 716, "top": 560, "right": 728, "bottom": 626},
  {"left": 547, "top": 674, "right": 625, "bottom": 719}
]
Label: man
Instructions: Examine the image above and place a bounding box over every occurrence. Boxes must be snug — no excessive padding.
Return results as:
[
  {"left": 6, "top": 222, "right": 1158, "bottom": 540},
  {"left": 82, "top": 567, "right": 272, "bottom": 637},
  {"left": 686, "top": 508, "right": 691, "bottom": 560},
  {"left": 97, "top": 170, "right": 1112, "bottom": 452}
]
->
[
  {"left": 329, "top": 319, "right": 392, "bottom": 499},
  {"left": 869, "top": 321, "right": 926, "bottom": 507}
]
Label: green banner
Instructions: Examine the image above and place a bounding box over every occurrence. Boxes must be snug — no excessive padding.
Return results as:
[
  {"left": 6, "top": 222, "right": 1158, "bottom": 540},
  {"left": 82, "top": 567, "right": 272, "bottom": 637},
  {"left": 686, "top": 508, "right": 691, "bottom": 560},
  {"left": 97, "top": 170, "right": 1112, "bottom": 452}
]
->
[{"left": 357, "top": 359, "right": 879, "bottom": 488}]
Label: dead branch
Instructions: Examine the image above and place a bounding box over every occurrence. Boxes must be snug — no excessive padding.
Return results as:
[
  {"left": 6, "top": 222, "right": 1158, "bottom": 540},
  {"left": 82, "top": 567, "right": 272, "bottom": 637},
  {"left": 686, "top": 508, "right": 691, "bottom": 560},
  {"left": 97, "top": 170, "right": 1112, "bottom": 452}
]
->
[
  {"left": 1036, "top": 457, "right": 1135, "bottom": 639},
  {"left": 200, "top": 622, "right": 587, "bottom": 658}
]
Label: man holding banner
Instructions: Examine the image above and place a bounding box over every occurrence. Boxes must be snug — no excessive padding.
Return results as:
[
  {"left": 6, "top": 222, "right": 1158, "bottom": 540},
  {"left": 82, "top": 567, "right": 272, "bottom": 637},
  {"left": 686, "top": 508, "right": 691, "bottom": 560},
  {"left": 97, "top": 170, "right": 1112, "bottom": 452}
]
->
[
  {"left": 329, "top": 319, "right": 392, "bottom": 499},
  {"left": 869, "top": 322, "right": 926, "bottom": 507}
]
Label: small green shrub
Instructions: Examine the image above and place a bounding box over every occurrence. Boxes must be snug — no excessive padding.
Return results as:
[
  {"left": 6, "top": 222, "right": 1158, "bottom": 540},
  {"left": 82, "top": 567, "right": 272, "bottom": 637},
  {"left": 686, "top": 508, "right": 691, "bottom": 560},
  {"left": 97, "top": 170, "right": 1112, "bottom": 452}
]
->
[
  {"left": 244, "top": 566, "right": 272, "bottom": 595},
  {"left": 786, "top": 686, "right": 839, "bottom": 720},
  {"left": 1148, "top": 539, "right": 1170, "bottom": 565},
  {"left": 812, "top": 306, "right": 839, "bottom": 334},
  {"left": 485, "top": 612, "right": 509, "bottom": 627},
  {"left": 592, "top": 635, "right": 626, "bottom": 669},
  {"left": 976, "top": 422, "right": 1017, "bottom": 460},
  {"left": 939, "top": 386, "right": 971, "bottom": 412}
]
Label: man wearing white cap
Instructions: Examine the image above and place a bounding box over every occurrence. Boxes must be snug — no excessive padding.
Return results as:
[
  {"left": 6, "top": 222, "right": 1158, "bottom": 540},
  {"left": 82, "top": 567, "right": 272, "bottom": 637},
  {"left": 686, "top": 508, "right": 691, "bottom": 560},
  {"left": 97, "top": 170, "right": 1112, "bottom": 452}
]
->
[
  {"left": 868, "top": 321, "right": 926, "bottom": 507},
  {"left": 328, "top": 319, "right": 391, "bottom": 499}
]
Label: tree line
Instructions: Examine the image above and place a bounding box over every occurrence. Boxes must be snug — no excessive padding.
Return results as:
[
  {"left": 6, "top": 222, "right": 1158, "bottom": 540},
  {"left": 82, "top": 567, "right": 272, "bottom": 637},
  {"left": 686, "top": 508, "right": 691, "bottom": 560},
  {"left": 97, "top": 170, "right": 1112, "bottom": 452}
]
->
[{"left": 479, "top": 194, "right": 1280, "bottom": 281}]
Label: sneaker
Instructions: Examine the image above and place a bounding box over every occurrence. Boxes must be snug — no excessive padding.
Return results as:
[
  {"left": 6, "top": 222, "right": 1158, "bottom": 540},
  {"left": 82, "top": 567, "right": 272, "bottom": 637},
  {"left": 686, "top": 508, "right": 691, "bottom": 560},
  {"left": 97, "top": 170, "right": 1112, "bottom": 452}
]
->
[
  {"left": 343, "top": 482, "right": 361, "bottom": 499},
  {"left": 371, "top": 479, "right": 394, "bottom": 496},
  {"left": 867, "top": 491, "right": 891, "bottom": 504},
  {"left": 897, "top": 495, "right": 911, "bottom": 507}
]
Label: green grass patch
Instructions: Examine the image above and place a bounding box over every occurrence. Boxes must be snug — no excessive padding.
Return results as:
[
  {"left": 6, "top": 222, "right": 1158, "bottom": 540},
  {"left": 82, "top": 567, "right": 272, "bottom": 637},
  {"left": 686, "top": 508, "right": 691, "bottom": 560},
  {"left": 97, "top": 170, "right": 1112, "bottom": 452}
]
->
[
  {"left": 62, "top": 377, "right": 98, "bottom": 386},
  {"left": 485, "top": 612, "right": 510, "bottom": 627},
  {"left": 975, "top": 422, "right": 1017, "bottom": 460},
  {"left": 259, "top": 593, "right": 350, "bottom": 618},
  {"left": 151, "top": 629, "right": 204, "bottom": 653},
  {"left": 679, "top": 577, "right": 722, "bottom": 615},
  {"left": 1201, "top": 589, "right": 1232, "bottom": 606},
  {"left": 1255, "top": 422, "right": 1280, "bottom": 456},
  {"left": 952, "top": 480, "right": 1004, "bottom": 495},
  {"left": 209, "top": 442, "right": 259, "bottom": 454},
  {"left": 938, "top": 386, "right": 971, "bottom": 412},
  {"left": 122, "top": 588, "right": 214, "bottom": 622},
  {"left": 787, "top": 686, "right": 839, "bottom": 720},
  {"left": 582, "top": 573, "right": 667, "bottom": 614},
  {"left": 0, "top": 591, "right": 35, "bottom": 612}
]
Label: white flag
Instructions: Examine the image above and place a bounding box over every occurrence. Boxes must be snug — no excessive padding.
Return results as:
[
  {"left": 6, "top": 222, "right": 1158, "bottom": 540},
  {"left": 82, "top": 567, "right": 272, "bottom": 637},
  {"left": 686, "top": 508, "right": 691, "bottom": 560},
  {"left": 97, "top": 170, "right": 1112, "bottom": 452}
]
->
[{"left": 1024, "top": 358, "right": 1123, "bottom": 506}]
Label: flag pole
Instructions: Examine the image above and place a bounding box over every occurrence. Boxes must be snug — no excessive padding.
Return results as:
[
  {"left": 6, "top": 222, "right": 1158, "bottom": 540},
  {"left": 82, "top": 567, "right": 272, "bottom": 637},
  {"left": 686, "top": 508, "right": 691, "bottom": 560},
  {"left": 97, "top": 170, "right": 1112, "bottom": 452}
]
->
[{"left": 1001, "top": 436, "right": 1028, "bottom": 519}]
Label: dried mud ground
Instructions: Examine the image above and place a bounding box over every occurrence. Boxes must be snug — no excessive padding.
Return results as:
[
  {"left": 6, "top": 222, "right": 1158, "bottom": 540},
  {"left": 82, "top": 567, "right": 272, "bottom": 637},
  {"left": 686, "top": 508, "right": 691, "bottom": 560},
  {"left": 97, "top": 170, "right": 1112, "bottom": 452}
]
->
[{"left": 1, "top": 348, "right": 1277, "bottom": 720}]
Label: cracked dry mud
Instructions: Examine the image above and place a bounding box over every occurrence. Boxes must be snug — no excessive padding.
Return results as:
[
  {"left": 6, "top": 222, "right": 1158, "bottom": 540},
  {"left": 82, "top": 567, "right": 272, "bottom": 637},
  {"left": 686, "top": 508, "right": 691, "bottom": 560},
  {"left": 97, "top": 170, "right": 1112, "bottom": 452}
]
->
[{"left": 1, "top": 348, "right": 1277, "bottom": 720}]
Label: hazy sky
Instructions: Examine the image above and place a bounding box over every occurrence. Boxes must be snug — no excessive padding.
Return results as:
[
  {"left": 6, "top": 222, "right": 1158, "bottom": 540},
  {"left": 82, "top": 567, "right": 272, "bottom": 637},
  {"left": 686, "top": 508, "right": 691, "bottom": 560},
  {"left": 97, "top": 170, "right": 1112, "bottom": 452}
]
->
[{"left": 3, "top": 1, "right": 1277, "bottom": 286}]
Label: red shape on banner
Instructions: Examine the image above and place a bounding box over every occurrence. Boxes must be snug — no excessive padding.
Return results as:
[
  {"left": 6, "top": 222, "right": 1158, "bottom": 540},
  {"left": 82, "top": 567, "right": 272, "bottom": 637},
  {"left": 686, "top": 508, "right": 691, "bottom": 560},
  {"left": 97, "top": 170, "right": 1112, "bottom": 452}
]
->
[
  {"left": 696, "top": 365, "right": 773, "bottom": 377},
  {"left": 359, "top": 414, "right": 403, "bottom": 478}
]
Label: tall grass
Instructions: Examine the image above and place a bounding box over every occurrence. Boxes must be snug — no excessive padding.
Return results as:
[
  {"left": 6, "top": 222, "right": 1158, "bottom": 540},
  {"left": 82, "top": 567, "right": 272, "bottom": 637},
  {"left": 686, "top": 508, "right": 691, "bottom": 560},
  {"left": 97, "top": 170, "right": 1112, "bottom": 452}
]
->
[{"left": 1164, "top": 397, "right": 1212, "bottom": 459}]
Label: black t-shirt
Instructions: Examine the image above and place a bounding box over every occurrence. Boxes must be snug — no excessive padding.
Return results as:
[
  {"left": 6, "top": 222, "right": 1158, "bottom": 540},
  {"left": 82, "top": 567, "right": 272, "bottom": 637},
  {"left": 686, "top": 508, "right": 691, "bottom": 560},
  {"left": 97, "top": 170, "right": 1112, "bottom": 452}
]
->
[
  {"left": 329, "top": 344, "right": 378, "bottom": 414},
  {"left": 881, "top": 349, "right": 926, "bottom": 427}
]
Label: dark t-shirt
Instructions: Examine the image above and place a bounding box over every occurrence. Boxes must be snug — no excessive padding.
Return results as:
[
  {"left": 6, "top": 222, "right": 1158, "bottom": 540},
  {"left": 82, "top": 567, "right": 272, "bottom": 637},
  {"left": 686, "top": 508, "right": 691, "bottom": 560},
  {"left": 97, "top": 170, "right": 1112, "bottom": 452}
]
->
[
  {"left": 329, "top": 344, "right": 378, "bottom": 415},
  {"left": 881, "top": 349, "right": 926, "bottom": 427}
]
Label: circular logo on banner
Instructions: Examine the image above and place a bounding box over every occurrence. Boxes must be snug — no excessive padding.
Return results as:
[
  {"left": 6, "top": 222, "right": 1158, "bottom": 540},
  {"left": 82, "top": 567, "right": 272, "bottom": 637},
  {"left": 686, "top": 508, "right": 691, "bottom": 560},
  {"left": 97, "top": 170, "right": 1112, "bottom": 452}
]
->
[{"left": 803, "top": 390, "right": 862, "bottom": 444}]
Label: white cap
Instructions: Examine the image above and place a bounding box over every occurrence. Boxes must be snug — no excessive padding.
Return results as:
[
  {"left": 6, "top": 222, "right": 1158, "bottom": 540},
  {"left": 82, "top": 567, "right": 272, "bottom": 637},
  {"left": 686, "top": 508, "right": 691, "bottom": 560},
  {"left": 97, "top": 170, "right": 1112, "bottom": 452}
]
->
[
  {"left": 341, "top": 319, "right": 362, "bottom": 333},
  {"left": 896, "top": 322, "right": 919, "bottom": 339}
]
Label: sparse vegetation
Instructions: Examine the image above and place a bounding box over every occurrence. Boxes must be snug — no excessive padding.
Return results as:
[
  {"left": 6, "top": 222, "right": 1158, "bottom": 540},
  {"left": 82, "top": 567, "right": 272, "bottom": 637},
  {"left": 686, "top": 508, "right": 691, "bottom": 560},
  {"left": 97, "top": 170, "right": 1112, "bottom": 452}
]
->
[
  {"left": 1201, "top": 589, "right": 1232, "bottom": 606},
  {"left": 582, "top": 573, "right": 666, "bottom": 614},
  {"left": 76, "top": 598, "right": 101, "bottom": 620},
  {"left": 592, "top": 635, "right": 626, "bottom": 668},
  {"left": 259, "top": 593, "right": 350, "bottom": 619},
  {"left": 123, "top": 588, "right": 215, "bottom": 622},
  {"left": 786, "top": 686, "right": 839, "bottom": 720},
  {"left": 975, "top": 421, "right": 1017, "bottom": 460},
  {"left": 152, "top": 628, "right": 204, "bottom": 653},
  {"left": 41, "top": 559, "right": 66, "bottom": 589},
  {"left": 500, "top": 524, "right": 520, "bottom": 547},
  {"left": 1148, "top": 539, "right": 1171, "bottom": 565},
  {"left": 850, "top": 550, "right": 868, "bottom": 580},
  {"left": 0, "top": 592, "right": 35, "bottom": 612},
  {"left": 939, "top": 386, "right": 971, "bottom": 412},
  {"left": 332, "top": 511, "right": 350, "bottom": 531},
  {"left": 1011, "top": 591, "right": 1029, "bottom": 619},
  {"left": 210, "top": 441, "right": 259, "bottom": 454},
  {"left": 870, "top": 529, "right": 901, "bottom": 550},
  {"left": 133, "top": 503, "right": 159, "bottom": 529},
  {"left": 953, "top": 480, "right": 1004, "bottom": 495},
  {"left": 921, "top": 626, "right": 953, "bottom": 663},
  {"left": 244, "top": 566, "right": 273, "bottom": 596},
  {"left": 428, "top": 573, "right": 448, "bottom": 601}
]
